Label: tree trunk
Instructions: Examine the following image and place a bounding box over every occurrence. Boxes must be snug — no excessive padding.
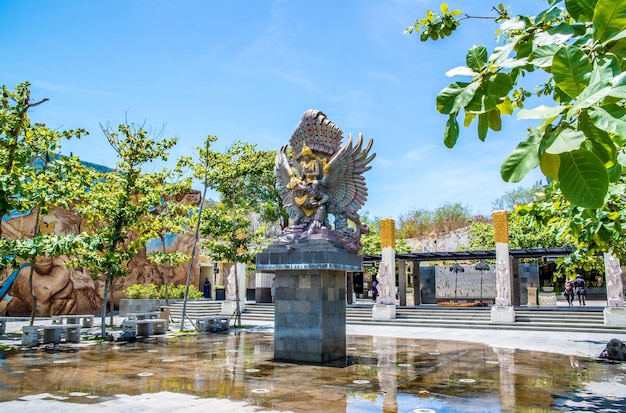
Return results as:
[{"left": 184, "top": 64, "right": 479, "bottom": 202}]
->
[
  {"left": 180, "top": 183, "right": 208, "bottom": 332},
  {"left": 162, "top": 235, "right": 169, "bottom": 305},
  {"left": 28, "top": 258, "right": 37, "bottom": 326}
]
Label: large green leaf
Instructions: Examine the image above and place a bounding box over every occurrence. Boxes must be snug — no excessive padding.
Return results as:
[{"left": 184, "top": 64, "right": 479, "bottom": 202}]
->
[
  {"left": 529, "top": 44, "right": 561, "bottom": 69},
  {"left": 552, "top": 45, "right": 592, "bottom": 100},
  {"left": 501, "top": 133, "right": 542, "bottom": 182},
  {"left": 487, "top": 73, "right": 513, "bottom": 97},
  {"left": 593, "top": 0, "right": 626, "bottom": 43},
  {"left": 558, "top": 149, "right": 608, "bottom": 208},
  {"left": 588, "top": 105, "right": 626, "bottom": 137},
  {"left": 489, "top": 108, "right": 502, "bottom": 131},
  {"left": 590, "top": 54, "right": 621, "bottom": 83},
  {"left": 540, "top": 152, "right": 560, "bottom": 180},
  {"left": 546, "top": 129, "right": 587, "bottom": 154},
  {"left": 466, "top": 92, "right": 497, "bottom": 114},
  {"left": 436, "top": 81, "right": 479, "bottom": 114},
  {"left": 568, "top": 80, "right": 610, "bottom": 115},
  {"left": 466, "top": 45, "right": 488, "bottom": 72},
  {"left": 518, "top": 104, "right": 567, "bottom": 120},
  {"left": 565, "top": 0, "right": 597, "bottom": 22},
  {"left": 579, "top": 110, "right": 617, "bottom": 165},
  {"left": 444, "top": 113, "right": 460, "bottom": 148},
  {"left": 477, "top": 113, "right": 489, "bottom": 141}
]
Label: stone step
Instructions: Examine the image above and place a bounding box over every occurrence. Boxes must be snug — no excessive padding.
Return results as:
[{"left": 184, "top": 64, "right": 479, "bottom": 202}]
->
[{"left": 166, "top": 301, "right": 619, "bottom": 334}]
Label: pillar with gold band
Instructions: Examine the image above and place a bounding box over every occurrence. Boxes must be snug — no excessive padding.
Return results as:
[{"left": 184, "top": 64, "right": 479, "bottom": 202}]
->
[
  {"left": 491, "top": 210, "right": 515, "bottom": 323},
  {"left": 493, "top": 210, "right": 511, "bottom": 306},
  {"left": 373, "top": 218, "right": 397, "bottom": 319}
]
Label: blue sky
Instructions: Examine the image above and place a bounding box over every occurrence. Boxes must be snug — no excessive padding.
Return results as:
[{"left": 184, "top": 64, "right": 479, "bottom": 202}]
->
[{"left": 1, "top": 0, "right": 548, "bottom": 221}]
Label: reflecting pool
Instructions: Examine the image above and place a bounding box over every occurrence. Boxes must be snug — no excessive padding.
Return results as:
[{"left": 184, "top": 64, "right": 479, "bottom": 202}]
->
[{"left": 1, "top": 329, "right": 625, "bottom": 412}]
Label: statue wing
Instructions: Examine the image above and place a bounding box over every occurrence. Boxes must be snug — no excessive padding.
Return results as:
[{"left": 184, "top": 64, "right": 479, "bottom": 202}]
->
[
  {"left": 274, "top": 145, "right": 301, "bottom": 223},
  {"left": 323, "top": 133, "right": 375, "bottom": 214}
]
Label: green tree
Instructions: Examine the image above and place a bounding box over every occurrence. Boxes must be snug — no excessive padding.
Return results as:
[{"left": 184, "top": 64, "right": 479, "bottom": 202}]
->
[
  {"left": 491, "top": 183, "right": 544, "bottom": 210},
  {"left": 517, "top": 179, "right": 624, "bottom": 275},
  {"left": 141, "top": 163, "right": 194, "bottom": 305},
  {"left": 468, "top": 208, "right": 563, "bottom": 251},
  {"left": 0, "top": 82, "right": 88, "bottom": 323},
  {"left": 408, "top": 0, "right": 626, "bottom": 210},
  {"left": 192, "top": 139, "right": 276, "bottom": 326},
  {"left": 74, "top": 123, "right": 178, "bottom": 336},
  {"left": 397, "top": 209, "right": 433, "bottom": 239}
]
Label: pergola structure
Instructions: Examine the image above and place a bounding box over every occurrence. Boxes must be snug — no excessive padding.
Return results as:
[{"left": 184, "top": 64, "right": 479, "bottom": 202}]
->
[{"left": 360, "top": 247, "right": 573, "bottom": 306}]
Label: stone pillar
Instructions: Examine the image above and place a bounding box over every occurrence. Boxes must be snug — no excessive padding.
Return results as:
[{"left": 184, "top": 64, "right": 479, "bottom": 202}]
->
[
  {"left": 603, "top": 252, "right": 626, "bottom": 326},
  {"left": 491, "top": 210, "right": 515, "bottom": 323},
  {"left": 398, "top": 260, "right": 407, "bottom": 307},
  {"left": 373, "top": 218, "right": 396, "bottom": 320},
  {"left": 255, "top": 271, "right": 274, "bottom": 303},
  {"left": 256, "top": 238, "right": 361, "bottom": 365},
  {"left": 222, "top": 262, "right": 247, "bottom": 314},
  {"left": 347, "top": 272, "right": 354, "bottom": 304},
  {"left": 413, "top": 262, "right": 422, "bottom": 305},
  {"left": 527, "top": 286, "right": 537, "bottom": 306}
]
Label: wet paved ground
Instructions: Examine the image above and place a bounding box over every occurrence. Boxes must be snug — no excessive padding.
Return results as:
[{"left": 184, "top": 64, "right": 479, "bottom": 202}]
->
[{"left": 1, "top": 312, "right": 626, "bottom": 413}]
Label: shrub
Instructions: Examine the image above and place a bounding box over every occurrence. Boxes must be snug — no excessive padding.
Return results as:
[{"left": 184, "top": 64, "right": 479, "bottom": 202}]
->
[{"left": 124, "top": 283, "right": 160, "bottom": 299}]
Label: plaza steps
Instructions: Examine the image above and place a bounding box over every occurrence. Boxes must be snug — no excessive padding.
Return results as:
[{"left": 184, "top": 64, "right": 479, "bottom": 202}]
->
[{"left": 167, "top": 301, "right": 624, "bottom": 335}]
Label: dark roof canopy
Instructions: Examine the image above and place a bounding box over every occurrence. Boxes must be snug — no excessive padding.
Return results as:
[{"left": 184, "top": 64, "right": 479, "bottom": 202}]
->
[{"left": 362, "top": 247, "right": 573, "bottom": 263}]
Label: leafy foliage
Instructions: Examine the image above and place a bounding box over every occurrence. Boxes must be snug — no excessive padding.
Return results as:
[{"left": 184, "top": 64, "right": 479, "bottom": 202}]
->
[
  {"left": 397, "top": 202, "right": 476, "bottom": 238},
  {"left": 72, "top": 123, "right": 179, "bottom": 334},
  {"left": 124, "top": 283, "right": 203, "bottom": 299},
  {"left": 409, "top": 0, "right": 626, "bottom": 210},
  {"left": 0, "top": 83, "right": 87, "bottom": 236},
  {"left": 193, "top": 139, "right": 280, "bottom": 263},
  {"left": 491, "top": 183, "right": 544, "bottom": 210}
]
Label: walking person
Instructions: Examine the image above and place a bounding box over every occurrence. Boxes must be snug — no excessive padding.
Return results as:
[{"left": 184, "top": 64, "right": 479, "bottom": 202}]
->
[
  {"left": 573, "top": 274, "right": 587, "bottom": 306},
  {"left": 372, "top": 280, "right": 378, "bottom": 301},
  {"left": 271, "top": 278, "right": 276, "bottom": 303},
  {"left": 563, "top": 279, "right": 575, "bottom": 306}
]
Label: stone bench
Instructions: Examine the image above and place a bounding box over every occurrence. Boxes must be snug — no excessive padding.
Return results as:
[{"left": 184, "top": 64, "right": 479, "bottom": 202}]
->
[
  {"left": 51, "top": 314, "right": 95, "bottom": 328},
  {"left": 196, "top": 316, "right": 230, "bottom": 333},
  {"left": 125, "top": 312, "right": 160, "bottom": 321},
  {"left": 121, "top": 318, "right": 167, "bottom": 339},
  {"left": 21, "top": 324, "right": 82, "bottom": 346}
]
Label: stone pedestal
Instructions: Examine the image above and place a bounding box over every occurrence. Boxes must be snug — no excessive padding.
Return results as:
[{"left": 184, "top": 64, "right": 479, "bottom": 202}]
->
[
  {"left": 373, "top": 304, "right": 396, "bottom": 320},
  {"left": 257, "top": 238, "right": 361, "bottom": 365},
  {"left": 491, "top": 306, "right": 515, "bottom": 323},
  {"left": 220, "top": 301, "right": 238, "bottom": 316},
  {"left": 527, "top": 287, "right": 537, "bottom": 306},
  {"left": 538, "top": 292, "right": 557, "bottom": 306},
  {"left": 604, "top": 307, "right": 626, "bottom": 327}
]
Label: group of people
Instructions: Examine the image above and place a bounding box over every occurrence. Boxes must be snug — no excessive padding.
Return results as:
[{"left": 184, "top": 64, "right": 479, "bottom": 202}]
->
[{"left": 563, "top": 274, "right": 587, "bottom": 306}]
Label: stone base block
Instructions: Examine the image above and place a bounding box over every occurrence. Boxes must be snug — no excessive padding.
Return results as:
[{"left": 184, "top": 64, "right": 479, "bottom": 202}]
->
[
  {"left": 22, "top": 326, "right": 40, "bottom": 346},
  {"left": 538, "top": 292, "right": 557, "bottom": 306},
  {"left": 491, "top": 306, "right": 515, "bottom": 323},
  {"left": 220, "top": 301, "right": 238, "bottom": 316},
  {"left": 604, "top": 307, "right": 626, "bottom": 326},
  {"left": 372, "top": 304, "right": 396, "bottom": 320}
]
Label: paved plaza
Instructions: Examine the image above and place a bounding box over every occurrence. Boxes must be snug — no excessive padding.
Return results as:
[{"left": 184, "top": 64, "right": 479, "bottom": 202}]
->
[{"left": 1, "top": 300, "right": 625, "bottom": 412}]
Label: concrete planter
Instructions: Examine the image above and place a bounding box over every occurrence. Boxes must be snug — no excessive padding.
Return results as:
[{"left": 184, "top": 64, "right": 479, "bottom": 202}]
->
[{"left": 119, "top": 299, "right": 163, "bottom": 316}]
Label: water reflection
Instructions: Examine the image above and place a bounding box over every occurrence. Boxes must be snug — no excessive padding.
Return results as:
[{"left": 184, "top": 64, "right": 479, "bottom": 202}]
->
[{"left": 1, "top": 330, "right": 625, "bottom": 412}]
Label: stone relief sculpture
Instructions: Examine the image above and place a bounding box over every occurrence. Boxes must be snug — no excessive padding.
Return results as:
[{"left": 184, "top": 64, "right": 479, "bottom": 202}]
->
[
  {"left": 495, "top": 259, "right": 510, "bottom": 306},
  {"left": 376, "top": 262, "right": 394, "bottom": 305},
  {"left": 226, "top": 265, "right": 237, "bottom": 301},
  {"left": 274, "top": 109, "right": 375, "bottom": 252},
  {"left": 0, "top": 193, "right": 202, "bottom": 317},
  {"left": 606, "top": 255, "right": 624, "bottom": 307}
]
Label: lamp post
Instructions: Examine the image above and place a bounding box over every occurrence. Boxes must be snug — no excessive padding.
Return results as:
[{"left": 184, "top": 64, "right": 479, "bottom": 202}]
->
[
  {"left": 450, "top": 263, "right": 464, "bottom": 303},
  {"left": 475, "top": 261, "right": 490, "bottom": 304},
  {"left": 213, "top": 264, "right": 219, "bottom": 300}
]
